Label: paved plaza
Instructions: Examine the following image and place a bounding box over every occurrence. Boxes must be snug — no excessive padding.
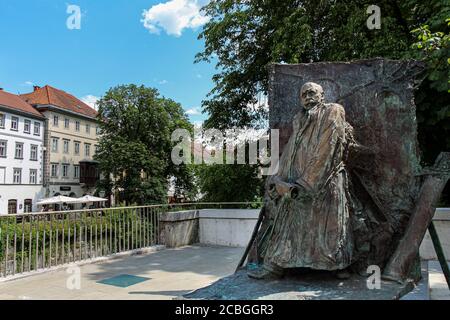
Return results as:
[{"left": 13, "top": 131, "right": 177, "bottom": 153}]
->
[
  {"left": 0, "top": 245, "right": 244, "bottom": 300},
  {"left": 0, "top": 245, "right": 449, "bottom": 300}
]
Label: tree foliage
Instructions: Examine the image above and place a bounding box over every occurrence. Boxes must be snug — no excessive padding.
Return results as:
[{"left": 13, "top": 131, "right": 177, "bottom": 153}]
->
[
  {"left": 197, "top": 0, "right": 450, "bottom": 164},
  {"left": 195, "top": 163, "right": 263, "bottom": 202},
  {"left": 95, "top": 85, "right": 195, "bottom": 205}
]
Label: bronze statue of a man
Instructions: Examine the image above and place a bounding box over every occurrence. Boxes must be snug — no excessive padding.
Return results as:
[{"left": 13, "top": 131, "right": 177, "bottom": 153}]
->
[{"left": 249, "top": 82, "right": 355, "bottom": 279}]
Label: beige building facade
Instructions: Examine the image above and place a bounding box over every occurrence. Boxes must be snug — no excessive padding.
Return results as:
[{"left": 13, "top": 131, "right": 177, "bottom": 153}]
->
[{"left": 21, "top": 85, "right": 100, "bottom": 199}]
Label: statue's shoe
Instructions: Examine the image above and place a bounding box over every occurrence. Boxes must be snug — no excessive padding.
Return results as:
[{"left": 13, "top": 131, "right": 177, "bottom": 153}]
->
[
  {"left": 334, "top": 269, "right": 351, "bottom": 280},
  {"left": 247, "top": 264, "right": 284, "bottom": 280}
]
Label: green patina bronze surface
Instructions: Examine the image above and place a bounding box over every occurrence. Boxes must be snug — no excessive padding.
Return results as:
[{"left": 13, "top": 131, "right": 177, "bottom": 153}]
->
[
  {"left": 247, "top": 59, "right": 428, "bottom": 278},
  {"left": 185, "top": 59, "right": 449, "bottom": 300}
]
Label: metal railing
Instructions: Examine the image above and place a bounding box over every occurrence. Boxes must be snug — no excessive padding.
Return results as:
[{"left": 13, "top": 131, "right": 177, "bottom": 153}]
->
[{"left": 0, "top": 202, "right": 261, "bottom": 278}]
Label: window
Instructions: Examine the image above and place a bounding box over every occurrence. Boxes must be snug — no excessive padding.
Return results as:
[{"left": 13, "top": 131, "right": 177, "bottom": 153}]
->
[
  {"left": 63, "top": 139, "right": 70, "bottom": 154},
  {"left": 74, "top": 141, "right": 80, "bottom": 155},
  {"left": 24, "top": 199, "right": 32, "bottom": 213},
  {"left": 75, "top": 121, "right": 80, "bottom": 131},
  {"left": 96, "top": 126, "right": 101, "bottom": 135},
  {"left": 53, "top": 115, "right": 59, "bottom": 127},
  {"left": 0, "top": 140, "right": 6, "bottom": 157},
  {"left": 51, "top": 163, "right": 58, "bottom": 177},
  {"left": 84, "top": 143, "right": 91, "bottom": 157},
  {"left": 95, "top": 145, "right": 99, "bottom": 154},
  {"left": 64, "top": 118, "right": 70, "bottom": 129},
  {"left": 29, "top": 169, "right": 37, "bottom": 184},
  {"left": 85, "top": 123, "right": 90, "bottom": 134},
  {"left": 62, "top": 164, "right": 69, "bottom": 178},
  {"left": 24, "top": 119, "right": 31, "bottom": 133},
  {"left": 34, "top": 122, "right": 40, "bottom": 135},
  {"left": 15, "top": 142, "right": 23, "bottom": 159},
  {"left": 30, "top": 144, "right": 38, "bottom": 161},
  {"left": 13, "top": 168, "right": 21, "bottom": 184},
  {"left": 74, "top": 165, "right": 80, "bottom": 179},
  {"left": 51, "top": 137, "right": 59, "bottom": 152},
  {"left": 8, "top": 200, "right": 17, "bottom": 214},
  {"left": 0, "top": 113, "right": 4, "bottom": 128},
  {"left": 11, "top": 116, "right": 18, "bottom": 131},
  {"left": 0, "top": 167, "right": 5, "bottom": 184}
]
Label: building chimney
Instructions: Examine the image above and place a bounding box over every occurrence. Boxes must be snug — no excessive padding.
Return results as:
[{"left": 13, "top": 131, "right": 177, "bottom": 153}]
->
[{"left": 33, "top": 85, "right": 40, "bottom": 92}]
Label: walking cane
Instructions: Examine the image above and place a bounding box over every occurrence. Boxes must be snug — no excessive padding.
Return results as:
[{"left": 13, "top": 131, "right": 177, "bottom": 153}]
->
[{"left": 235, "top": 205, "right": 266, "bottom": 272}]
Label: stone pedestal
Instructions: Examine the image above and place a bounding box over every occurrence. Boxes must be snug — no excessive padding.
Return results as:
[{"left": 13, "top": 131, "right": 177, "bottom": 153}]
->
[{"left": 182, "top": 269, "right": 419, "bottom": 300}]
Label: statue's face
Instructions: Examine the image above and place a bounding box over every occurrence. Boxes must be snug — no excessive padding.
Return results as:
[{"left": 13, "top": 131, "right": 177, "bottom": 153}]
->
[{"left": 300, "top": 83, "right": 324, "bottom": 110}]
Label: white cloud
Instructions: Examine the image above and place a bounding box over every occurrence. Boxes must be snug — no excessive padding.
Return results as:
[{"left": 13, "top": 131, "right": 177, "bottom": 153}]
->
[
  {"left": 22, "top": 81, "right": 34, "bottom": 86},
  {"left": 81, "top": 95, "right": 100, "bottom": 111},
  {"left": 141, "top": 0, "right": 210, "bottom": 37},
  {"left": 186, "top": 107, "right": 201, "bottom": 115},
  {"left": 159, "top": 79, "right": 169, "bottom": 85}
]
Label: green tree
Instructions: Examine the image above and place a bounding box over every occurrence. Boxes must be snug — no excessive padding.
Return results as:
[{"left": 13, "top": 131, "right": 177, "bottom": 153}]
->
[
  {"left": 193, "top": 136, "right": 266, "bottom": 202},
  {"left": 411, "top": 18, "right": 450, "bottom": 164},
  {"left": 95, "top": 84, "right": 195, "bottom": 205},
  {"left": 196, "top": 0, "right": 450, "bottom": 164},
  {"left": 195, "top": 163, "right": 263, "bottom": 202}
]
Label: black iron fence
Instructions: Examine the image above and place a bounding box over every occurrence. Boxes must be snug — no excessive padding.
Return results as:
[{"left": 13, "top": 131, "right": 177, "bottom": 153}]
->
[{"left": 0, "top": 202, "right": 261, "bottom": 278}]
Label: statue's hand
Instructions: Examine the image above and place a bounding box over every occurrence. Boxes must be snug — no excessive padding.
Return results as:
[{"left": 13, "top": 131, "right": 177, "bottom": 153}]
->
[
  {"left": 291, "top": 183, "right": 314, "bottom": 203},
  {"left": 268, "top": 183, "right": 279, "bottom": 200},
  {"left": 269, "top": 180, "right": 293, "bottom": 199},
  {"left": 268, "top": 180, "right": 313, "bottom": 202},
  {"left": 268, "top": 176, "right": 298, "bottom": 200},
  {"left": 349, "top": 142, "right": 376, "bottom": 155}
]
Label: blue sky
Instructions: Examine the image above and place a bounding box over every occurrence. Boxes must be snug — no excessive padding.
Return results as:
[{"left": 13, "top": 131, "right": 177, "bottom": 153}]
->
[{"left": 0, "top": 0, "right": 214, "bottom": 123}]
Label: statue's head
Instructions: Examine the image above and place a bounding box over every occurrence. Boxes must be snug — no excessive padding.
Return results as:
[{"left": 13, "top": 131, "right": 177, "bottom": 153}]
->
[{"left": 300, "top": 82, "right": 324, "bottom": 110}]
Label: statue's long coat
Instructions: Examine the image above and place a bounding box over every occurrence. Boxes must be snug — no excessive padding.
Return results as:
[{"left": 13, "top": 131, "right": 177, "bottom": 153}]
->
[{"left": 257, "top": 102, "right": 354, "bottom": 270}]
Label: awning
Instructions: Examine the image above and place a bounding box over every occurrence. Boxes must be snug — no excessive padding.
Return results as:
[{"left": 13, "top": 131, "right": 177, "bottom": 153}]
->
[
  {"left": 37, "top": 195, "right": 79, "bottom": 205},
  {"left": 77, "top": 195, "right": 108, "bottom": 203}
]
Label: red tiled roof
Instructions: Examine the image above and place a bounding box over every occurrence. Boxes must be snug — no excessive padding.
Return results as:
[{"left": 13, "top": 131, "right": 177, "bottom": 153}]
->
[
  {"left": 20, "top": 85, "right": 97, "bottom": 119},
  {"left": 0, "top": 90, "right": 44, "bottom": 118}
]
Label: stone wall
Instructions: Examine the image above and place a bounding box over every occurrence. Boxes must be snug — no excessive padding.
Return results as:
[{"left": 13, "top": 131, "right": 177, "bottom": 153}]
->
[
  {"left": 159, "top": 209, "right": 259, "bottom": 248},
  {"left": 159, "top": 207, "right": 450, "bottom": 262},
  {"left": 159, "top": 210, "right": 199, "bottom": 248},
  {"left": 199, "top": 209, "right": 259, "bottom": 247},
  {"left": 420, "top": 208, "right": 450, "bottom": 261}
]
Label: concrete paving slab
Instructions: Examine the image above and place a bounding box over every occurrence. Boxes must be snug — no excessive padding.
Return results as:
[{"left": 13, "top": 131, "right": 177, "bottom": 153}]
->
[
  {"left": 428, "top": 260, "right": 450, "bottom": 300},
  {"left": 0, "top": 245, "right": 244, "bottom": 300}
]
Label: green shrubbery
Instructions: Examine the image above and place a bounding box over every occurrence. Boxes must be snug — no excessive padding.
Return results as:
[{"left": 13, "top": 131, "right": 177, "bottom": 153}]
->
[{"left": 0, "top": 209, "right": 155, "bottom": 275}]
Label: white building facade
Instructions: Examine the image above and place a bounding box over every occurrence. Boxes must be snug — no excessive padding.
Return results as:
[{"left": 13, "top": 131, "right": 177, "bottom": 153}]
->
[
  {"left": 21, "top": 85, "right": 99, "bottom": 201},
  {"left": 0, "top": 90, "right": 45, "bottom": 214}
]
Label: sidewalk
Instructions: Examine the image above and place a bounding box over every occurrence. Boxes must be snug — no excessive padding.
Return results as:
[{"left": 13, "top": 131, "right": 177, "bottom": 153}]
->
[
  {"left": 429, "top": 260, "right": 450, "bottom": 300},
  {"left": 0, "top": 245, "right": 244, "bottom": 300}
]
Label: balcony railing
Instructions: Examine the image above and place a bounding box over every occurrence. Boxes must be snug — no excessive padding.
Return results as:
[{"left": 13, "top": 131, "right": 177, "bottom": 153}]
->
[{"left": 0, "top": 202, "right": 261, "bottom": 278}]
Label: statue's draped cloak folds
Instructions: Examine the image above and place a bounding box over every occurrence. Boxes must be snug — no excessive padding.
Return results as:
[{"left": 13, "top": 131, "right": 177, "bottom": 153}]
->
[{"left": 258, "top": 102, "right": 354, "bottom": 270}]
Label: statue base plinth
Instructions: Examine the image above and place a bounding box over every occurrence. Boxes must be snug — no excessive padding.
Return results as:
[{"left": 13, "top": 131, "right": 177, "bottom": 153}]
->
[{"left": 181, "top": 269, "right": 419, "bottom": 300}]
